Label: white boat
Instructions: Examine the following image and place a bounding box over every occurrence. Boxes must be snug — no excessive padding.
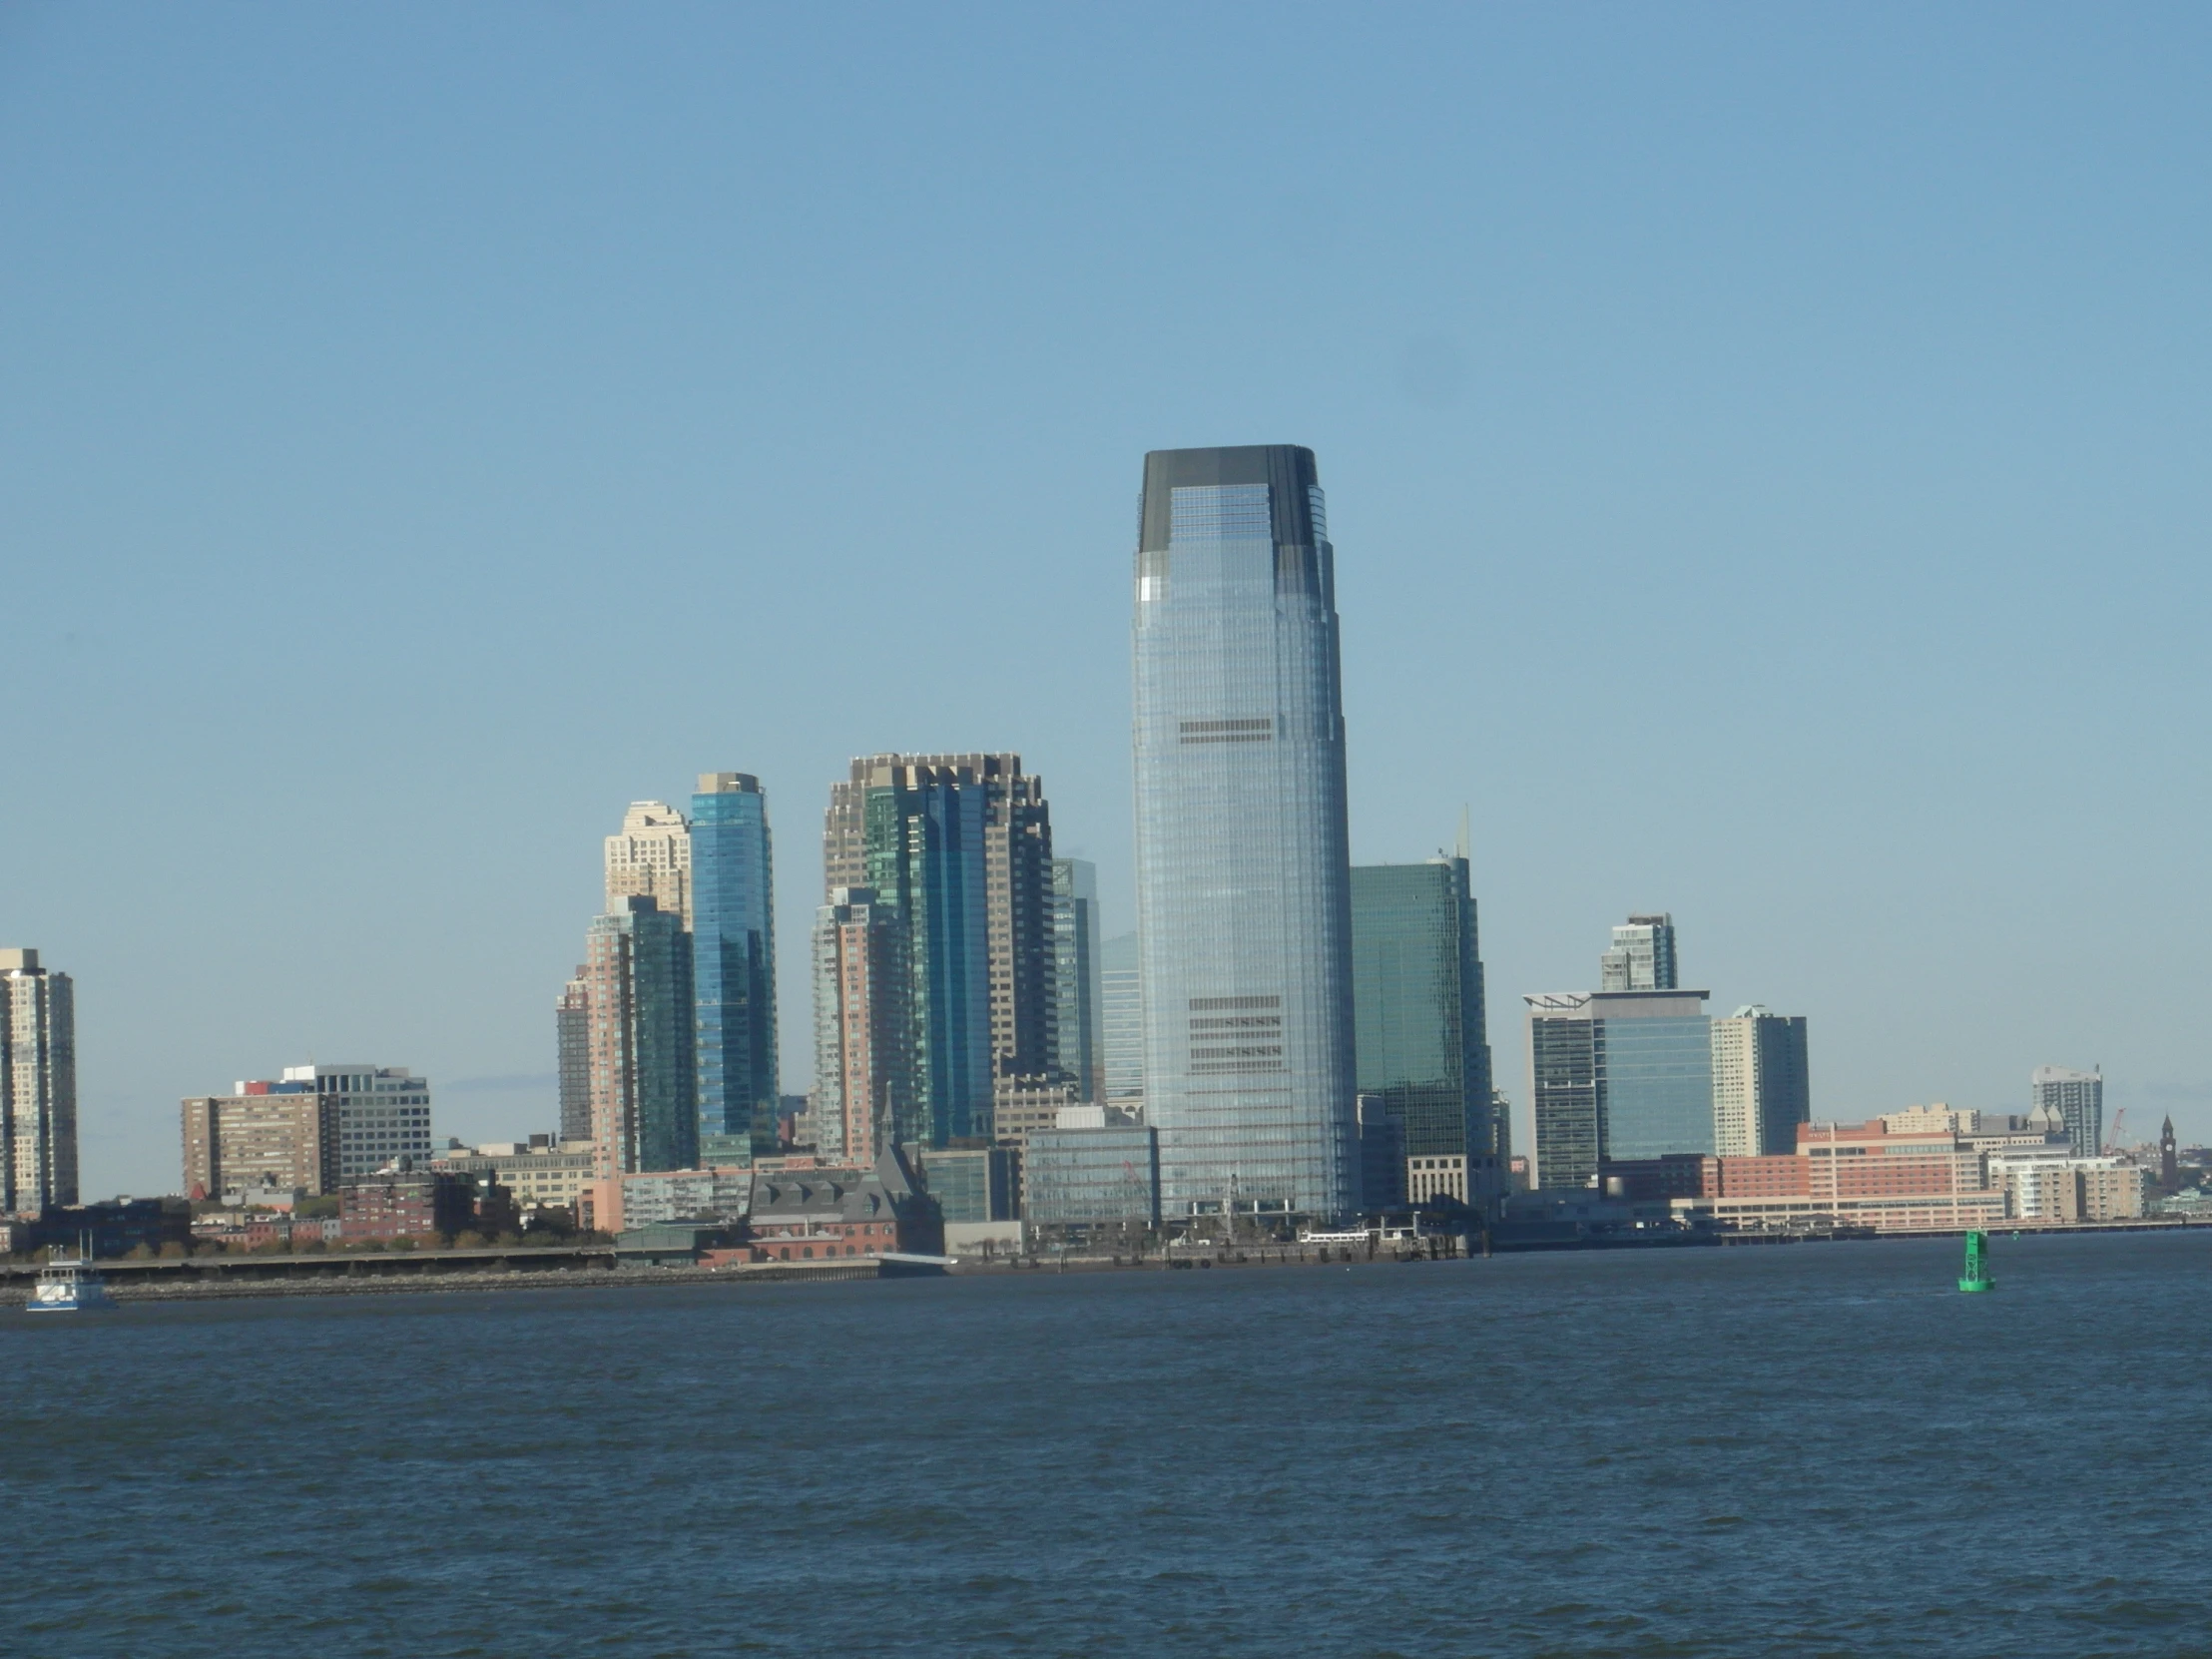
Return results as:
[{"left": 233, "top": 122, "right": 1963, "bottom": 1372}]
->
[{"left": 27, "top": 1250, "right": 112, "bottom": 1313}]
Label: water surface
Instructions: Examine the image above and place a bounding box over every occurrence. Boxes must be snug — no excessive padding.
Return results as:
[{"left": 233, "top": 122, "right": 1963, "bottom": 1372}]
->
[{"left": 5, "top": 1230, "right": 2207, "bottom": 1657}]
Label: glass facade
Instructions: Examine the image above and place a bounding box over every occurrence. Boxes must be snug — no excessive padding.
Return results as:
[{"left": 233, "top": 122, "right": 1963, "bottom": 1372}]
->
[
  {"left": 1099, "top": 931, "right": 1143, "bottom": 1105},
  {"left": 1599, "top": 914, "right": 1678, "bottom": 991},
  {"left": 914, "top": 1144, "right": 1019, "bottom": 1224},
  {"left": 692, "top": 774, "right": 779, "bottom": 1154},
  {"left": 1051, "top": 858, "right": 1103, "bottom": 1101},
  {"left": 863, "top": 770, "right": 991, "bottom": 1146},
  {"left": 1132, "top": 445, "right": 1357, "bottom": 1219},
  {"left": 556, "top": 972, "right": 591, "bottom": 1144},
  {"left": 1528, "top": 1000, "right": 1600, "bottom": 1193},
  {"left": 1598, "top": 1008, "right": 1715, "bottom": 1161},
  {"left": 2031, "top": 1066, "right": 2103, "bottom": 1156},
  {"left": 1022, "top": 1125, "right": 1161, "bottom": 1227},
  {"left": 1350, "top": 858, "right": 1496, "bottom": 1188},
  {"left": 586, "top": 897, "right": 698, "bottom": 1176},
  {"left": 826, "top": 754, "right": 1056, "bottom": 1083},
  {"left": 1525, "top": 989, "right": 1711, "bottom": 1189}
]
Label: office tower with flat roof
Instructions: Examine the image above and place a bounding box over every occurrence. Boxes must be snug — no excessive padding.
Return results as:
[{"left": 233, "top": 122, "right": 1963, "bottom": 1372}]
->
[
  {"left": 1052, "top": 857, "right": 1104, "bottom": 1102},
  {"left": 692, "top": 773, "right": 779, "bottom": 1153},
  {"left": 812, "top": 886, "right": 913, "bottom": 1165},
  {"left": 1132, "top": 445, "right": 1358, "bottom": 1221},
  {"left": 1600, "top": 914, "right": 1678, "bottom": 991},
  {"left": 1351, "top": 851, "right": 1497, "bottom": 1208},
  {"left": 259, "top": 1063, "right": 433, "bottom": 1184},
  {"left": 1100, "top": 931, "right": 1143, "bottom": 1108},
  {"left": 2, "top": 949, "right": 77, "bottom": 1214},
  {"left": 556, "top": 970, "right": 591, "bottom": 1144},
  {"left": 840, "top": 763, "right": 993, "bottom": 1145},
  {"left": 827, "top": 753, "right": 1057, "bottom": 1083},
  {"left": 1526, "top": 988, "right": 1713, "bottom": 1190},
  {"left": 606, "top": 801, "right": 693, "bottom": 928},
  {"left": 585, "top": 897, "right": 697, "bottom": 1177},
  {"left": 1710, "top": 1005, "right": 1811, "bottom": 1156},
  {"left": 2031, "top": 1065, "right": 2103, "bottom": 1155}
]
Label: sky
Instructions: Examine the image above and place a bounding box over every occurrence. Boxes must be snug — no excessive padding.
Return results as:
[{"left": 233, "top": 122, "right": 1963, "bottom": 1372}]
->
[{"left": 5, "top": 2, "right": 2210, "bottom": 1197}]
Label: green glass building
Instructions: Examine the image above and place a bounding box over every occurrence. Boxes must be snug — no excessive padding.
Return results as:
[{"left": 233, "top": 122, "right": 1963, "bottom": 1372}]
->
[
  {"left": 1350, "top": 855, "right": 1496, "bottom": 1207},
  {"left": 860, "top": 764, "right": 992, "bottom": 1147}
]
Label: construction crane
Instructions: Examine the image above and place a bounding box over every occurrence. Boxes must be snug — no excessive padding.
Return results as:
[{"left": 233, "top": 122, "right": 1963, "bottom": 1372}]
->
[{"left": 2103, "top": 1106, "right": 2128, "bottom": 1156}]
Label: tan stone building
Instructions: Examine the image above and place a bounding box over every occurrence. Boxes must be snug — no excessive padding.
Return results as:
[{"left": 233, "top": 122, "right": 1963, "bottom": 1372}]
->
[
  {"left": 181, "top": 1087, "right": 333, "bottom": 1199},
  {"left": 1988, "top": 1152, "right": 2149, "bottom": 1223},
  {"left": 989, "top": 1075, "right": 1081, "bottom": 1150},
  {"left": 430, "top": 1138, "right": 598, "bottom": 1212},
  {"left": 605, "top": 801, "right": 693, "bottom": 928}
]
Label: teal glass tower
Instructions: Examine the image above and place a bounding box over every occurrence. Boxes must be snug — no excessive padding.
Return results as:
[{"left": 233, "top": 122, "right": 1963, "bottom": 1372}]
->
[
  {"left": 692, "top": 773, "right": 779, "bottom": 1155},
  {"left": 1132, "top": 445, "right": 1358, "bottom": 1221},
  {"left": 862, "top": 764, "right": 991, "bottom": 1146},
  {"left": 1350, "top": 852, "right": 1496, "bottom": 1201},
  {"left": 1051, "top": 857, "right": 1103, "bottom": 1102}
]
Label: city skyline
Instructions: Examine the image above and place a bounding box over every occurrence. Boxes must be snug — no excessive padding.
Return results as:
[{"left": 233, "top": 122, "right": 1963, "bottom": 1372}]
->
[{"left": 10, "top": 8, "right": 2210, "bottom": 1197}]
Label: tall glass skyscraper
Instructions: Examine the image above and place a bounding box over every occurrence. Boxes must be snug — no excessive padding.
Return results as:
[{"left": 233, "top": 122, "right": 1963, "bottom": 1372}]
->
[
  {"left": 1350, "top": 854, "right": 1496, "bottom": 1206},
  {"left": 1051, "top": 857, "right": 1103, "bottom": 1102},
  {"left": 827, "top": 753, "right": 1056, "bottom": 1083},
  {"left": 860, "top": 764, "right": 992, "bottom": 1146},
  {"left": 692, "top": 773, "right": 779, "bottom": 1154},
  {"left": 1132, "top": 445, "right": 1358, "bottom": 1221},
  {"left": 1099, "top": 931, "right": 1143, "bottom": 1107}
]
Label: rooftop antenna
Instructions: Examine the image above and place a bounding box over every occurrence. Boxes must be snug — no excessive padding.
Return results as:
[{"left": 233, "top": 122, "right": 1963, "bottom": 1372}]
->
[{"left": 1456, "top": 805, "right": 1471, "bottom": 866}]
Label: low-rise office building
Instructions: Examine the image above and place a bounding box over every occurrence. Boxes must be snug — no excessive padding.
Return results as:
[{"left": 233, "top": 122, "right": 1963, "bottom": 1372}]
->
[
  {"left": 622, "top": 1168, "right": 753, "bottom": 1230},
  {"left": 430, "top": 1136, "right": 597, "bottom": 1213},
  {"left": 576, "top": 1165, "right": 754, "bottom": 1234},
  {"left": 915, "top": 1141, "right": 1019, "bottom": 1223},
  {"left": 1406, "top": 1155, "right": 1470, "bottom": 1208},
  {"left": 28, "top": 1198, "right": 190, "bottom": 1258},
  {"left": 1022, "top": 1118, "right": 1159, "bottom": 1230}
]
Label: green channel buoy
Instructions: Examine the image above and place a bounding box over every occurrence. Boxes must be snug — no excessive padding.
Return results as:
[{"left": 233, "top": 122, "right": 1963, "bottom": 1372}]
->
[{"left": 1958, "top": 1229, "right": 1994, "bottom": 1293}]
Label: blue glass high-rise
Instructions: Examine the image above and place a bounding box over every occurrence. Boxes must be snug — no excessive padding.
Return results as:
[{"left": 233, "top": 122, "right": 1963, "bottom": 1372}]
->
[
  {"left": 862, "top": 765, "right": 991, "bottom": 1147},
  {"left": 692, "top": 773, "right": 779, "bottom": 1156},
  {"left": 1131, "top": 445, "right": 1358, "bottom": 1221}
]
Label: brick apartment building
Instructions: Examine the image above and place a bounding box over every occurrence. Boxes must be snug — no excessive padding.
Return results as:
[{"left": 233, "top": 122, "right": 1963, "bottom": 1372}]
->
[{"left": 340, "top": 1172, "right": 478, "bottom": 1241}]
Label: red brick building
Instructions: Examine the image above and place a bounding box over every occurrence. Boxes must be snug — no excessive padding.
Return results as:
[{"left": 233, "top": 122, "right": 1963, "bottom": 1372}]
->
[
  {"left": 340, "top": 1173, "right": 476, "bottom": 1241},
  {"left": 735, "top": 1146, "right": 939, "bottom": 1263},
  {"left": 1606, "top": 1112, "right": 2007, "bottom": 1232}
]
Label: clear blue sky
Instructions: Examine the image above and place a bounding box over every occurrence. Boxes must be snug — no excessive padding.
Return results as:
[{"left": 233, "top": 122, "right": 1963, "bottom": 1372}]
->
[{"left": 6, "top": 3, "right": 2208, "bottom": 1196}]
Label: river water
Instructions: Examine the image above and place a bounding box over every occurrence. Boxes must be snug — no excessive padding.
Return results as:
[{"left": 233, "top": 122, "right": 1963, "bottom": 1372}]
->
[{"left": 4, "top": 1229, "right": 2207, "bottom": 1657}]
